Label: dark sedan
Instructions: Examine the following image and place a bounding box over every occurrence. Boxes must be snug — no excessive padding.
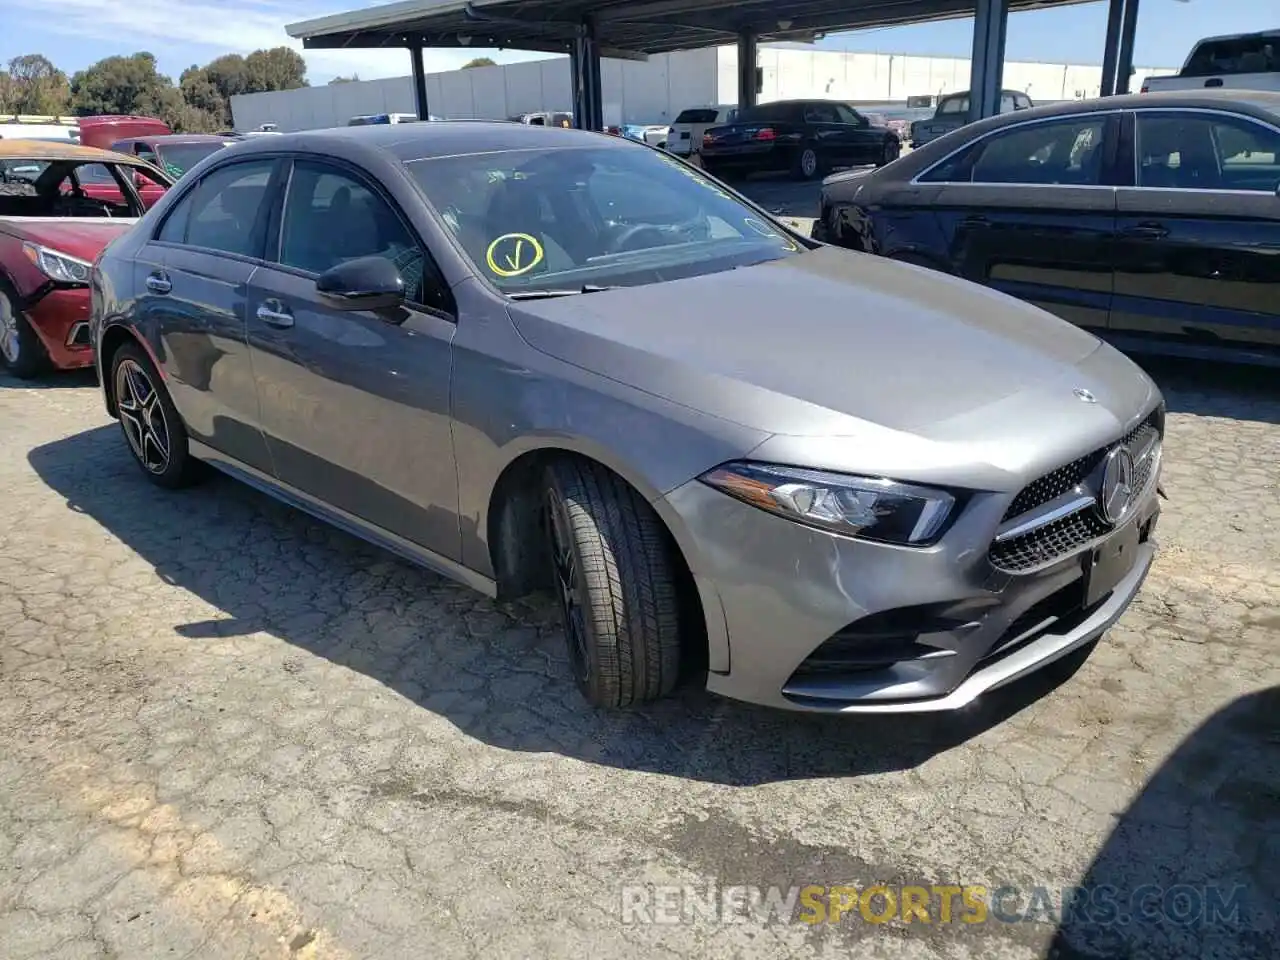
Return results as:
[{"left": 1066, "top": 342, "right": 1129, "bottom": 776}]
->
[
  {"left": 700, "top": 99, "right": 901, "bottom": 181},
  {"left": 814, "top": 89, "right": 1280, "bottom": 367}
]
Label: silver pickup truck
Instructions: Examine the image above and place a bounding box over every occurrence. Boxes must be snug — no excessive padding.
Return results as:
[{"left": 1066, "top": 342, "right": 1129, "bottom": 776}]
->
[{"left": 908, "top": 89, "right": 1034, "bottom": 147}]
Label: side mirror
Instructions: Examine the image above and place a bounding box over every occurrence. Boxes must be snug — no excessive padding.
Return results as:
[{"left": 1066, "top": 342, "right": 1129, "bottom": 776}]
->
[{"left": 316, "top": 256, "right": 405, "bottom": 311}]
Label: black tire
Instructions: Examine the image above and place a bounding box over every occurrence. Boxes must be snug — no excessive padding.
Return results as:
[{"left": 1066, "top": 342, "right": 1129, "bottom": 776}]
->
[
  {"left": 542, "top": 458, "right": 684, "bottom": 708},
  {"left": 877, "top": 138, "right": 901, "bottom": 167},
  {"left": 791, "top": 145, "right": 821, "bottom": 180},
  {"left": 0, "top": 278, "right": 51, "bottom": 379},
  {"left": 110, "top": 341, "right": 202, "bottom": 489}
]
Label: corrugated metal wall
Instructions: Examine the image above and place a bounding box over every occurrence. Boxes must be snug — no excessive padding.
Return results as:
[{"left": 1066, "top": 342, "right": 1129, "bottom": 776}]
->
[{"left": 230, "top": 45, "right": 1177, "bottom": 132}]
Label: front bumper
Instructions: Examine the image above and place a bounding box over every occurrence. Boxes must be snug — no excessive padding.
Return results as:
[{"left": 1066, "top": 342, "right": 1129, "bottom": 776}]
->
[
  {"left": 25, "top": 286, "right": 94, "bottom": 370},
  {"left": 663, "top": 473, "right": 1159, "bottom": 714}
]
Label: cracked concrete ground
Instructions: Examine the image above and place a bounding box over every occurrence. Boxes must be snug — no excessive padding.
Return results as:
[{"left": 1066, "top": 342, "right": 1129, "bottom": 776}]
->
[{"left": 1, "top": 357, "right": 1277, "bottom": 960}]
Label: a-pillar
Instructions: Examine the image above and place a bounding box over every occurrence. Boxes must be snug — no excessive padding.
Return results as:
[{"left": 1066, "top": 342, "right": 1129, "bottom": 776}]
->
[
  {"left": 967, "top": 0, "right": 1010, "bottom": 123},
  {"left": 737, "top": 30, "right": 758, "bottom": 109},
  {"left": 409, "top": 42, "right": 429, "bottom": 120}
]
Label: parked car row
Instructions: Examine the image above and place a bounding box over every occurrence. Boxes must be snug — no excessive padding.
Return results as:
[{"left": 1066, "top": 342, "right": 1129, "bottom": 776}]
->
[
  {"left": 814, "top": 89, "right": 1280, "bottom": 367},
  {"left": 0, "top": 116, "right": 1170, "bottom": 721}
]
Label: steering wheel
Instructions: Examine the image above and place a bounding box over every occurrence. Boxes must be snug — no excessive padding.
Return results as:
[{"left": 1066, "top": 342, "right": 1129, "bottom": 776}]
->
[{"left": 608, "top": 213, "right": 709, "bottom": 253}]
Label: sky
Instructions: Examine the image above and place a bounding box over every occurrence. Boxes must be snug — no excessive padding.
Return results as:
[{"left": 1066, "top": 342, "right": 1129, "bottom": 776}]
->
[{"left": 0, "top": 0, "right": 1272, "bottom": 85}]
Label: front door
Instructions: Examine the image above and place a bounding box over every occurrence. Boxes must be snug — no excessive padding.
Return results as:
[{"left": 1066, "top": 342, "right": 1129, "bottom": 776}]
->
[
  {"left": 142, "top": 156, "right": 280, "bottom": 475},
  {"left": 1110, "top": 109, "right": 1280, "bottom": 354},
  {"left": 835, "top": 104, "right": 881, "bottom": 166},
  {"left": 245, "top": 158, "right": 462, "bottom": 559},
  {"left": 928, "top": 111, "right": 1120, "bottom": 331}
]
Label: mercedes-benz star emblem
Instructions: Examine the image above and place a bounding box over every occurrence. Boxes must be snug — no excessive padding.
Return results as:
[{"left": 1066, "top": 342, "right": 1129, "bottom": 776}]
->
[
  {"left": 1074, "top": 388, "right": 1097, "bottom": 403},
  {"left": 1098, "top": 445, "right": 1136, "bottom": 524}
]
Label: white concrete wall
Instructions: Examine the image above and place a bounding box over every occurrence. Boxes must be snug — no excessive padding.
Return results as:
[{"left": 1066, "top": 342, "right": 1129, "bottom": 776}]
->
[
  {"left": 231, "top": 48, "right": 718, "bottom": 131},
  {"left": 231, "top": 45, "right": 1179, "bottom": 132},
  {"left": 717, "top": 46, "right": 1178, "bottom": 104}
]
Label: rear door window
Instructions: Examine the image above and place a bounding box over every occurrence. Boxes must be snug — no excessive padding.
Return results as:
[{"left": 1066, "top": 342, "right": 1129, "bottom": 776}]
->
[
  {"left": 1135, "top": 111, "right": 1280, "bottom": 192},
  {"left": 966, "top": 116, "right": 1108, "bottom": 185},
  {"left": 674, "top": 109, "right": 720, "bottom": 124},
  {"left": 1183, "top": 36, "right": 1279, "bottom": 77},
  {"left": 159, "top": 160, "right": 274, "bottom": 257}
]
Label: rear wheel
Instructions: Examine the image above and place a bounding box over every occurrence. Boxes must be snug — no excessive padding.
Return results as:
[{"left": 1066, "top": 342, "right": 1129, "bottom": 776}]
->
[
  {"left": 0, "top": 279, "right": 50, "bottom": 379},
  {"left": 110, "top": 341, "right": 202, "bottom": 489},
  {"left": 792, "top": 145, "right": 820, "bottom": 180},
  {"left": 542, "top": 458, "right": 684, "bottom": 708}
]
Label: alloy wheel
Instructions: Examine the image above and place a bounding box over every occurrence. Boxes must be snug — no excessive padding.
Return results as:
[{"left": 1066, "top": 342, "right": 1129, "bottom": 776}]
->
[
  {"left": 115, "top": 358, "right": 171, "bottom": 474},
  {"left": 0, "top": 292, "right": 20, "bottom": 365},
  {"left": 801, "top": 149, "right": 817, "bottom": 177},
  {"left": 545, "top": 488, "right": 590, "bottom": 686}
]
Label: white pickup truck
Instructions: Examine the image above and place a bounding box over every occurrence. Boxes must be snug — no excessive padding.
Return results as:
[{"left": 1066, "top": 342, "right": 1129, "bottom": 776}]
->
[{"left": 1141, "top": 30, "right": 1280, "bottom": 93}]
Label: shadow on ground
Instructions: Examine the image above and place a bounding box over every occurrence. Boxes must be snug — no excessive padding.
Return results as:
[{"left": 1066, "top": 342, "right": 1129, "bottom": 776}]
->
[
  {"left": 29, "top": 423, "right": 1097, "bottom": 787},
  {"left": 1051, "top": 686, "right": 1280, "bottom": 959},
  {"left": 0, "top": 367, "right": 97, "bottom": 390},
  {"left": 1137, "top": 356, "right": 1280, "bottom": 425}
]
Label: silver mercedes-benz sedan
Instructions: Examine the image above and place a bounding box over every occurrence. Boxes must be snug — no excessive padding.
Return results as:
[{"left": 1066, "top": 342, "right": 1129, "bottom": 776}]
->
[{"left": 90, "top": 121, "right": 1163, "bottom": 714}]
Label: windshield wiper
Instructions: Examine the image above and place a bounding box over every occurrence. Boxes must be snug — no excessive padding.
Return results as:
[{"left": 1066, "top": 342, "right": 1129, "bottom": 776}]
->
[{"left": 506, "top": 284, "right": 616, "bottom": 300}]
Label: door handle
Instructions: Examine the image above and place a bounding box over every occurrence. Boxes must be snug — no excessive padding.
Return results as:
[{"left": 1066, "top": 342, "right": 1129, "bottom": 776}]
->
[
  {"left": 255, "top": 301, "right": 294, "bottom": 328},
  {"left": 1122, "top": 223, "right": 1168, "bottom": 239},
  {"left": 145, "top": 273, "right": 170, "bottom": 295}
]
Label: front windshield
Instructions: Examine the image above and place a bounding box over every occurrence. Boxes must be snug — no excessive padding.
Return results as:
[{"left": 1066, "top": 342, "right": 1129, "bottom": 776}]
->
[
  {"left": 156, "top": 142, "right": 228, "bottom": 178},
  {"left": 406, "top": 144, "right": 803, "bottom": 292}
]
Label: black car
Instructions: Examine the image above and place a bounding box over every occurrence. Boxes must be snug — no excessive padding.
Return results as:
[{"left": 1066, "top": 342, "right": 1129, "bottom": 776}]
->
[
  {"left": 700, "top": 99, "right": 901, "bottom": 181},
  {"left": 814, "top": 89, "right": 1280, "bottom": 367}
]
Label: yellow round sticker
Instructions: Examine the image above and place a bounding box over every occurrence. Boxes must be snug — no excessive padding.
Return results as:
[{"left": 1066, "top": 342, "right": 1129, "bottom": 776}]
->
[{"left": 486, "top": 232, "right": 544, "bottom": 277}]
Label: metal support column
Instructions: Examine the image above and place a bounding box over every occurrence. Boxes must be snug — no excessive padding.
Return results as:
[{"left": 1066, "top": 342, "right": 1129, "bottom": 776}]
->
[
  {"left": 737, "top": 30, "right": 758, "bottom": 109},
  {"left": 1114, "top": 0, "right": 1140, "bottom": 95},
  {"left": 571, "top": 19, "right": 604, "bottom": 130},
  {"left": 1099, "top": 0, "right": 1126, "bottom": 96},
  {"left": 967, "top": 0, "right": 1010, "bottom": 123},
  {"left": 409, "top": 42, "right": 429, "bottom": 120}
]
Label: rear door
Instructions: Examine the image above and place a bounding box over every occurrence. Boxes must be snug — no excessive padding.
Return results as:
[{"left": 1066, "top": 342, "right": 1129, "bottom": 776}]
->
[
  {"left": 1110, "top": 108, "right": 1280, "bottom": 353},
  {"left": 140, "top": 157, "right": 282, "bottom": 475},
  {"left": 802, "top": 102, "right": 849, "bottom": 167},
  {"left": 923, "top": 111, "right": 1120, "bottom": 331},
  {"left": 834, "top": 104, "right": 882, "bottom": 165},
  {"left": 244, "top": 157, "right": 462, "bottom": 558}
]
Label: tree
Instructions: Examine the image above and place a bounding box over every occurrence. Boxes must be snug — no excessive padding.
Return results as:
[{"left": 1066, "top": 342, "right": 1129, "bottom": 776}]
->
[
  {"left": 244, "top": 47, "right": 308, "bottom": 93},
  {"left": 462, "top": 57, "right": 497, "bottom": 69},
  {"left": 5, "top": 54, "right": 70, "bottom": 115},
  {"left": 69, "top": 53, "right": 182, "bottom": 122}
]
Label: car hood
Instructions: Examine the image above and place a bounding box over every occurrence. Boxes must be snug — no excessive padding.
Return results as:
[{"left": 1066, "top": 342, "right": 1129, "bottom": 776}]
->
[
  {"left": 2, "top": 218, "right": 136, "bottom": 260},
  {"left": 508, "top": 246, "right": 1153, "bottom": 464}
]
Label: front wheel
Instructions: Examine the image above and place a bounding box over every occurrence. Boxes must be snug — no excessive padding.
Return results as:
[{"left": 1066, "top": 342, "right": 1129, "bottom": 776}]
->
[
  {"left": 878, "top": 138, "right": 902, "bottom": 166},
  {"left": 543, "top": 459, "right": 684, "bottom": 708},
  {"left": 110, "top": 341, "right": 202, "bottom": 489},
  {"left": 0, "top": 279, "right": 50, "bottom": 379}
]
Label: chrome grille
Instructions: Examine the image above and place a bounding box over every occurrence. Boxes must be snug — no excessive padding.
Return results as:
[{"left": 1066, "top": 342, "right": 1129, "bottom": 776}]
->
[
  {"left": 991, "top": 408, "right": 1162, "bottom": 573},
  {"left": 990, "top": 510, "right": 1110, "bottom": 572}
]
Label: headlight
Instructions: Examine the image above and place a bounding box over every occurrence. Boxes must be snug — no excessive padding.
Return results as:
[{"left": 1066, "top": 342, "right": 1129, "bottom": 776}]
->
[
  {"left": 22, "top": 243, "right": 92, "bottom": 285},
  {"left": 700, "top": 462, "right": 956, "bottom": 546}
]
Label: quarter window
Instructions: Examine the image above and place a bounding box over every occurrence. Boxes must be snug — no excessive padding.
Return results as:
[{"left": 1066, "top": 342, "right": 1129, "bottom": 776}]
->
[
  {"left": 1135, "top": 112, "right": 1280, "bottom": 192},
  {"left": 278, "top": 161, "right": 444, "bottom": 310},
  {"left": 158, "top": 160, "right": 274, "bottom": 256}
]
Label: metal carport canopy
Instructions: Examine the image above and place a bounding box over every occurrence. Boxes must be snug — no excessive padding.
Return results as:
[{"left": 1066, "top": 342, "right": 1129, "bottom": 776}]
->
[{"left": 286, "top": 0, "right": 1095, "bottom": 60}]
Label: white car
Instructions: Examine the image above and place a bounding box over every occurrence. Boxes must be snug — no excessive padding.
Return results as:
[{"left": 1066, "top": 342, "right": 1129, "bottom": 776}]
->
[{"left": 666, "top": 105, "right": 738, "bottom": 158}]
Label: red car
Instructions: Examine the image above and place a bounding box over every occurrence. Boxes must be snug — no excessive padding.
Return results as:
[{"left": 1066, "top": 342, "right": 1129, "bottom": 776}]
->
[
  {"left": 0, "top": 140, "right": 173, "bottom": 378},
  {"left": 109, "top": 134, "right": 239, "bottom": 185}
]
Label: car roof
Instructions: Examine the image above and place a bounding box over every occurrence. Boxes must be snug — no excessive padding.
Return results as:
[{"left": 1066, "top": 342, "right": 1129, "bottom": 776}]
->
[
  {"left": 223, "top": 119, "right": 632, "bottom": 164},
  {"left": 0, "top": 139, "right": 134, "bottom": 163},
  {"left": 877, "top": 89, "right": 1280, "bottom": 181}
]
